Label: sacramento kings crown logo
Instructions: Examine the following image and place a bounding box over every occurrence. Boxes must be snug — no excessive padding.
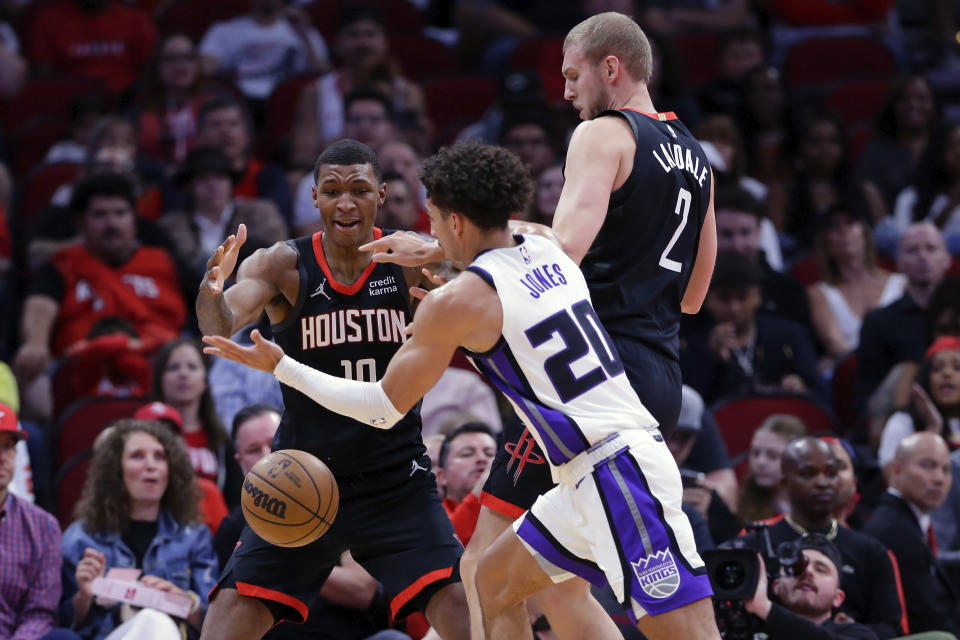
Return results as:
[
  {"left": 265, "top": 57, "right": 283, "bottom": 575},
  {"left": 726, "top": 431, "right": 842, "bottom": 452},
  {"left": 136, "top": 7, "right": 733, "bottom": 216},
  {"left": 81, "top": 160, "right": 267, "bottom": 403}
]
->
[{"left": 631, "top": 549, "right": 681, "bottom": 599}]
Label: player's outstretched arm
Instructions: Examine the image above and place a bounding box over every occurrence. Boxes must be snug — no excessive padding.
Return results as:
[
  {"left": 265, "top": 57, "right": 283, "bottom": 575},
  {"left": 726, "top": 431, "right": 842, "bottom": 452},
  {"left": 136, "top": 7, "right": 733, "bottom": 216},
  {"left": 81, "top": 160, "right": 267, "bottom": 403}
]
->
[
  {"left": 197, "top": 225, "right": 294, "bottom": 337},
  {"left": 359, "top": 231, "right": 446, "bottom": 267},
  {"left": 551, "top": 118, "right": 629, "bottom": 264}
]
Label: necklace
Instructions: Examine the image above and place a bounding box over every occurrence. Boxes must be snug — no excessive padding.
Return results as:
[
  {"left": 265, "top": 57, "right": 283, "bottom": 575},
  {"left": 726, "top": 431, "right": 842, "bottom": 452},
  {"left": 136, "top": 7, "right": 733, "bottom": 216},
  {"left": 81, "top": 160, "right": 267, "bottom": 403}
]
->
[{"left": 785, "top": 515, "right": 839, "bottom": 541}]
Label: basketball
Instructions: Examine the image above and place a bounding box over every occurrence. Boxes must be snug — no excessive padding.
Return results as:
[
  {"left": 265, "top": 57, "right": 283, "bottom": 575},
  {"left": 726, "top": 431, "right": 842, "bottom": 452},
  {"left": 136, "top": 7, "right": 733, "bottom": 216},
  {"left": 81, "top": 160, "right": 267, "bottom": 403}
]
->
[{"left": 241, "top": 449, "right": 339, "bottom": 548}]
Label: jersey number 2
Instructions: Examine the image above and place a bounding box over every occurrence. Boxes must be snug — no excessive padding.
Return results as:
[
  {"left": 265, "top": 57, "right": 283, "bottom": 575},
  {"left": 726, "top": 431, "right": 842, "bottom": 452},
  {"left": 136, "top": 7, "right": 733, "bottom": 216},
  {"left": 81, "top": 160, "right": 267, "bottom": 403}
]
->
[
  {"left": 659, "top": 188, "right": 691, "bottom": 273},
  {"left": 525, "top": 300, "right": 624, "bottom": 402}
]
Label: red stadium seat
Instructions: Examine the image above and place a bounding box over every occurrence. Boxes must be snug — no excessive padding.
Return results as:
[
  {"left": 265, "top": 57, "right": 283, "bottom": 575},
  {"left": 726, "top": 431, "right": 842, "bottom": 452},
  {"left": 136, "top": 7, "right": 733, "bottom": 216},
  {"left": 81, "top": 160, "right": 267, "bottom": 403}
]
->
[
  {"left": 389, "top": 36, "right": 461, "bottom": 83},
  {"left": 155, "top": 0, "right": 249, "bottom": 43},
  {"left": 789, "top": 255, "right": 820, "bottom": 287},
  {"left": 824, "top": 79, "right": 891, "bottom": 128},
  {"left": 309, "top": 0, "right": 424, "bottom": 43},
  {"left": 782, "top": 37, "right": 898, "bottom": 87},
  {"left": 711, "top": 393, "right": 837, "bottom": 480},
  {"left": 55, "top": 451, "right": 91, "bottom": 528},
  {"left": 52, "top": 397, "right": 146, "bottom": 468},
  {"left": 20, "top": 162, "right": 81, "bottom": 222},
  {"left": 0, "top": 76, "right": 109, "bottom": 131},
  {"left": 264, "top": 72, "right": 321, "bottom": 144},
  {"left": 831, "top": 352, "right": 859, "bottom": 433},
  {"left": 673, "top": 33, "right": 721, "bottom": 84},
  {"left": 10, "top": 117, "right": 69, "bottom": 179},
  {"left": 423, "top": 76, "right": 499, "bottom": 145}
]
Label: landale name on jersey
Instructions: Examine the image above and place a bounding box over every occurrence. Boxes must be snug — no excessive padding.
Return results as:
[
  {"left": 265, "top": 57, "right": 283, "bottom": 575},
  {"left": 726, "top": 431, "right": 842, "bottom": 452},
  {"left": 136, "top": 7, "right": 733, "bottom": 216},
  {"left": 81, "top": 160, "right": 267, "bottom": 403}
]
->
[
  {"left": 301, "top": 308, "right": 407, "bottom": 350},
  {"left": 651, "top": 142, "right": 708, "bottom": 187},
  {"left": 369, "top": 274, "right": 398, "bottom": 296},
  {"left": 520, "top": 263, "right": 568, "bottom": 299}
]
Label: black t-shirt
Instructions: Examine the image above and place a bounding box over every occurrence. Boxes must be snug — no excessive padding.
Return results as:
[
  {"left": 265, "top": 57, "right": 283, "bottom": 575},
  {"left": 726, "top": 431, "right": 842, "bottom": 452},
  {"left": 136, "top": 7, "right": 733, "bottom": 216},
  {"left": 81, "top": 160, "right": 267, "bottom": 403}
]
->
[
  {"left": 763, "top": 602, "right": 879, "bottom": 640},
  {"left": 122, "top": 519, "right": 159, "bottom": 568}
]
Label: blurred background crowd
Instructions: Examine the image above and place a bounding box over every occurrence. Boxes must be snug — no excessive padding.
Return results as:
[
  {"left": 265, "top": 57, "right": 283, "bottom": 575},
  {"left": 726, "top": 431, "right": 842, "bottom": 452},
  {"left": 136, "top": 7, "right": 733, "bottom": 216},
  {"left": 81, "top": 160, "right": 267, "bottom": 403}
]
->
[{"left": 2, "top": 0, "right": 960, "bottom": 638}]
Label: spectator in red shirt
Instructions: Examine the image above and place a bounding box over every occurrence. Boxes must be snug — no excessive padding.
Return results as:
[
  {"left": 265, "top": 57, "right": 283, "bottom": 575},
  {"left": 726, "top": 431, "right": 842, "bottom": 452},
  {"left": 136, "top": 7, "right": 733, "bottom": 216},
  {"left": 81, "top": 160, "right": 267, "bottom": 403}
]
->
[
  {"left": 437, "top": 422, "right": 497, "bottom": 547},
  {"left": 29, "top": 0, "right": 156, "bottom": 93},
  {"left": 13, "top": 174, "right": 186, "bottom": 419}
]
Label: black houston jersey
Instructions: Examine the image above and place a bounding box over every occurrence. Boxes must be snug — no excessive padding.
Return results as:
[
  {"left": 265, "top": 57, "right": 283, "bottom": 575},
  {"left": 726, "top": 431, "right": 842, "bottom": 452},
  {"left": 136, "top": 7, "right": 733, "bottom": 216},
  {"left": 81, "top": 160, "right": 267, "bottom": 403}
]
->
[
  {"left": 271, "top": 229, "right": 424, "bottom": 488},
  {"left": 578, "top": 108, "right": 711, "bottom": 362}
]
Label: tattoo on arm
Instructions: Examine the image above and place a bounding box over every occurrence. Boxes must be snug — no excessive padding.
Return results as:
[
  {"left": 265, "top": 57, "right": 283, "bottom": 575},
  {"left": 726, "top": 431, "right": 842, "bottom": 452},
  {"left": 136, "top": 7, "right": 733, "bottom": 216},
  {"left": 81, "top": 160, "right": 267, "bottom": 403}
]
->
[{"left": 196, "top": 292, "right": 235, "bottom": 337}]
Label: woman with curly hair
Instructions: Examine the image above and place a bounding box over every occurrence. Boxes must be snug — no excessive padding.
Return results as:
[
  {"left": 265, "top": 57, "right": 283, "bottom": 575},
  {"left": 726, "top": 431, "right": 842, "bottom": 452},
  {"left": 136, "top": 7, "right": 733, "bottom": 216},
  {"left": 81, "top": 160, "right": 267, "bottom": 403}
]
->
[
  {"left": 152, "top": 338, "right": 242, "bottom": 504},
  {"left": 58, "top": 420, "right": 218, "bottom": 639}
]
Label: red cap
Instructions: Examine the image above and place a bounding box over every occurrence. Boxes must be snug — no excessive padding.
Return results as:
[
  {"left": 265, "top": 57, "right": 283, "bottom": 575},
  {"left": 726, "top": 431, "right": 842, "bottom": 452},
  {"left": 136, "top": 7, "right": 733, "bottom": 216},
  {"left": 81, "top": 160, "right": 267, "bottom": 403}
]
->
[
  {"left": 0, "top": 403, "right": 28, "bottom": 440},
  {"left": 134, "top": 402, "right": 184, "bottom": 433},
  {"left": 926, "top": 336, "right": 960, "bottom": 359}
]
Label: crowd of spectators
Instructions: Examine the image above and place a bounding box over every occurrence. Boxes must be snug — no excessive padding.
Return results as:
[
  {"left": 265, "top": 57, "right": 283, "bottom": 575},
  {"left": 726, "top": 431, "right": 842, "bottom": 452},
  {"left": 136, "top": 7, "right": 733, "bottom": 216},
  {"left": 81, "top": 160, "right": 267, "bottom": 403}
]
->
[{"left": 2, "top": 0, "right": 960, "bottom": 638}]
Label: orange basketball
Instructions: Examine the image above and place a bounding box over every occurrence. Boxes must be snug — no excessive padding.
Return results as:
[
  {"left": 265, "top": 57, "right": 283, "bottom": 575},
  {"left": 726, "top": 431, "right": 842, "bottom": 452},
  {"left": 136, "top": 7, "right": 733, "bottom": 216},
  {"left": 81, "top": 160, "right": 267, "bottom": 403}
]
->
[{"left": 241, "top": 449, "right": 339, "bottom": 548}]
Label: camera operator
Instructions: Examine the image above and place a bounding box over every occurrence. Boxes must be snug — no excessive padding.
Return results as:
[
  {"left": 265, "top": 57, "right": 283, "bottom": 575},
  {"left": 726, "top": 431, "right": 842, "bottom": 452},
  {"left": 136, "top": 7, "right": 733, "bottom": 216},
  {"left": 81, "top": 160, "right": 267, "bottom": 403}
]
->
[
  {"left": 737, "top": 438, "right": 905, "bottom": 639},
  {"left": 743, "top": 537, "right": 877, "bottom": 640}
]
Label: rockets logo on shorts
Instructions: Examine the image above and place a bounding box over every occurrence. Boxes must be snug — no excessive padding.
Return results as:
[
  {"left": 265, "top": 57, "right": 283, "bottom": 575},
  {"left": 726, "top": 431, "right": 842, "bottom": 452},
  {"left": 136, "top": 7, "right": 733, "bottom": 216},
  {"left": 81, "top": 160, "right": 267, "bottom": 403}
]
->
[{"left": 632, "top": 549, "right": 681, "bottom": 599}]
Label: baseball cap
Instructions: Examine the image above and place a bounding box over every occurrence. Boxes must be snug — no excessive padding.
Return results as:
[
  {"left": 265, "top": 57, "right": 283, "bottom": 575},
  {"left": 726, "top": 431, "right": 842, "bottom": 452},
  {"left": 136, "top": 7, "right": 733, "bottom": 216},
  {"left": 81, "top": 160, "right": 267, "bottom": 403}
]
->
[
  {"left": 711, "top": 251, "right": 763, "bottom": 289},
  {"left": 676, "top": 386, "right": 705, "bottom": 432},
  {"left": 0, "top": 403, "right": 28, "bottom": 441},
  {"left": 134, "top": 402, "right": 184, "bottom": 433},
  {"left": 798, "top": 533, "right": 844, "bottom": 575},
  {"left": 498, "top": 70, "right": 545, "bottom": 109}
]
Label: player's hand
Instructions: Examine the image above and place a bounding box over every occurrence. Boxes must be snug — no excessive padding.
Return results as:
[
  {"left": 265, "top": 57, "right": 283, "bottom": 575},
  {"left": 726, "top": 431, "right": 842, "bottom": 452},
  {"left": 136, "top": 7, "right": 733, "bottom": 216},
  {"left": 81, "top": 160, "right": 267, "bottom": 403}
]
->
[
  {"left": 359, "top": 231, "right": 444, "bottom": 266},
  {"left": 13, "top": 342, "right": 51, "bottom": 382},
  {"left": 410, "top": 267, "right": 452, "bottom": 301},
  {"left": 202, "top": 329, "right": 285, "bottom": 373},
  {"left": 201, "top": 224, "right": 248, "bottom": 296},
  {"left": 743, "top": 553, "right": 771, "bottom": 620},
  {"left": 75, "top": 548, "right": 106, "bottom": 600}
]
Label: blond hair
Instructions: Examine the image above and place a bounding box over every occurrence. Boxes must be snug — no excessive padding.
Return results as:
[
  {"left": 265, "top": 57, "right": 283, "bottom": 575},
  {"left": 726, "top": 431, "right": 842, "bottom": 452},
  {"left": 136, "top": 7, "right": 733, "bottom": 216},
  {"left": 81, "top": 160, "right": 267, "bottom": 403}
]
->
[{"left": 564, "top": 12, "right": 652, "bottom": 83}]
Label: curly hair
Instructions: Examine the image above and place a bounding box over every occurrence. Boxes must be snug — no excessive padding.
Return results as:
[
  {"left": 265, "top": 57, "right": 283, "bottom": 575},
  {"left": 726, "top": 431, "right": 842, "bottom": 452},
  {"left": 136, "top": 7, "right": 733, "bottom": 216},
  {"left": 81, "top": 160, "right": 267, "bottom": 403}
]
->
[
  {"left": 419, "top": 141, "right": 533, "bottom": 230},
  {"left": 152, "top": 337, "right": 229, "bottom": 451},
  {"left": 74, "top": 420, "right": 198, "bottom": 532}
]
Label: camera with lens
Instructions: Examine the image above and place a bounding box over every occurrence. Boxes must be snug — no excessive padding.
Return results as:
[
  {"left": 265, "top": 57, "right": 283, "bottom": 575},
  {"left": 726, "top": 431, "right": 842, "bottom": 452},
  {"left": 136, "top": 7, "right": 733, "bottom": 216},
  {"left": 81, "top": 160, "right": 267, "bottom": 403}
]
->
[{"left": 701, "top": 523, "right": 809, "bottom": 640}]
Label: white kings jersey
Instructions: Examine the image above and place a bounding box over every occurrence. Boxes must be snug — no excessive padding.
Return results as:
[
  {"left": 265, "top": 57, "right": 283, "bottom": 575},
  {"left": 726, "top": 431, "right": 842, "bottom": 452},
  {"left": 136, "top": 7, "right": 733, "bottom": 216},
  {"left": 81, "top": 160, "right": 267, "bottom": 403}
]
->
[{"left": 464, "top": 234, "right": 657, "bottom": 472}]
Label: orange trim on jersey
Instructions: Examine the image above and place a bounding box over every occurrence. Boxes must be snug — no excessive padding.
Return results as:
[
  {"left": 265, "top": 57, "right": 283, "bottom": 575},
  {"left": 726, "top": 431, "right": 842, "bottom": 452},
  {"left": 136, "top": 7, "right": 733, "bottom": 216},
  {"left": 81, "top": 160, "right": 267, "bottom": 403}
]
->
[
  {"left": 390, "top": 566, "right": 454, "bottom": 619},
  {"left": 886, "top": 550, "right": 909, "bottom": 635},
  {"left": 235, "top": 581, "right": 310, "bottom": 623},
  {"left": 479, "top": 491, "right": 527, "bottom": 520},
  {"left": 621, "top": 108, "right": 678, "bottom": 121},
  {"left": 311, "top": 227, "right": 384, "bottom": 295}
]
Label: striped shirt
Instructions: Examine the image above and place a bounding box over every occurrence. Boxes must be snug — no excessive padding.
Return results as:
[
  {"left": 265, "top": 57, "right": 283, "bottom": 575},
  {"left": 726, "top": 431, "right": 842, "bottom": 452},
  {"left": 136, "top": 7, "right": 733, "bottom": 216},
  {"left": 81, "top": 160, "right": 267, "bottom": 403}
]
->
[{"left": 0, "top": 493, "right": 62, "bottom": 639}]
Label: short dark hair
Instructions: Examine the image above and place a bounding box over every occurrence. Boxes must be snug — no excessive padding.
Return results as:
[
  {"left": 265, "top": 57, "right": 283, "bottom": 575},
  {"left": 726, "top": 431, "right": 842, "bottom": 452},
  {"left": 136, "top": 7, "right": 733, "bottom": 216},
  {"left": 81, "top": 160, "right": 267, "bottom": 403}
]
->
[
  {"left": 382, "top": 169, "right": 405, "bottom": 183},
  {"left": 498, "top": 112, "right": 551, "bottom": 146},
  {"left": 344, "top": 86, "right": 394, "bottom": 120},
  {"left": 197, "top": 96, "right": 250, "bottom": 130},
  {"left": 419, "top": 141, "right": 533, "bottom": 230},
  {"left": 338, "top": 3, "right": 384, "bottom": 30},
  {"left": 719, "top": 27, "right": 768, "bottom": 56},
  {"left": 439, "top": 422, "right": 496, "bottom": 468},
  {"left": 714, "top": 185, "right": 763, "bottom": 220},
  {"left": 70, "top": 172, "right": 137, "bottom": 215},
  {"left": 711, "top": 251, "right": 763, "bottom": 290},
  {"left": 928, "top": 278, "right": 960, "bottom": 334},
  {"left": 314, "top": 138, "right": 381, "bottom": 183},
  {"left": 232, "top": 403, "right": 282, "bottom": 443}
]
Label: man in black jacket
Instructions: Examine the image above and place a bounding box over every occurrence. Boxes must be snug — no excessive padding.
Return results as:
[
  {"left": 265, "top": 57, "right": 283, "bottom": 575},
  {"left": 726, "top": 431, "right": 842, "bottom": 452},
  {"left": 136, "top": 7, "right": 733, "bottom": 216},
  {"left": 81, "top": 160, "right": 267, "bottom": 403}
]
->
[
  {"left": 737, "top": 438, "right": 905, "bottom": 639},
  {"left": 744, "top": 536, "right": 877, "bottom": 640},
  {"left": 864, "top": 432, "right": 960, "bottom": 635}
]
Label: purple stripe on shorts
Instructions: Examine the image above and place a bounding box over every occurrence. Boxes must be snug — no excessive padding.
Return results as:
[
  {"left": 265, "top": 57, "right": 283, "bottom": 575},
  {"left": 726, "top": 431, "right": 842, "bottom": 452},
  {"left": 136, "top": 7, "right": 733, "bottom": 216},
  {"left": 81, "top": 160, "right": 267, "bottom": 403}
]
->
[
  {"left": 516, "top": 515, "right": 607, "bottom": 587},
  {"left": 594, "top": 452, "right": 712, "bottom": 618}
]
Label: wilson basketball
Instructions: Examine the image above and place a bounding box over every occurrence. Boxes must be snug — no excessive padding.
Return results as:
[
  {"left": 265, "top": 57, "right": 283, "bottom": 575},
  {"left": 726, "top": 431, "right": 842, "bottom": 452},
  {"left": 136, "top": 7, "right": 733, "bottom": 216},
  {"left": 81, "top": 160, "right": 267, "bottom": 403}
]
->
[{"left": 241, "top": 449, "right": 339, "bottom": 548}]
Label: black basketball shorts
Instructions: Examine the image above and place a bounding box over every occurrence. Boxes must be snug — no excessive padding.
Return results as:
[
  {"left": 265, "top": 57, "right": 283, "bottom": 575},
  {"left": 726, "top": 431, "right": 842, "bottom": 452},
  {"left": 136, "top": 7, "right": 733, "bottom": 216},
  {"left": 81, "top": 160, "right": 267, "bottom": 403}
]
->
[
  {"left": 481, "top": 342, "right": 682, "bottom": 517},
  {"left": 212, "top": 455, "right": 462, "bottom": 623}
]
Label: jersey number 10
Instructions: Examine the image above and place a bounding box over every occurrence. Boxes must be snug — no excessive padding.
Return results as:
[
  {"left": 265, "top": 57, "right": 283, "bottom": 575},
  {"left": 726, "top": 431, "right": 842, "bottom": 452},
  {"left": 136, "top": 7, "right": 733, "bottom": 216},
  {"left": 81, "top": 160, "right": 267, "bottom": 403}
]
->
[{"left": 525, "top": 300, "right": 624, "bottom": 403}]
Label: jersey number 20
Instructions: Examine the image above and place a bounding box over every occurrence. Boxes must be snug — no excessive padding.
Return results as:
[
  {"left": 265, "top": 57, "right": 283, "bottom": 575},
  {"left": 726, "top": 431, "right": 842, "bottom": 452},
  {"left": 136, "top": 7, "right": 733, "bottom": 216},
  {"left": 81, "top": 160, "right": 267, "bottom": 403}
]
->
[
  {"left": 525, "top": 300, "right": 624, "bottom": 402},
  {"left": 659, "top": 188, "right": 691, "bottom": 273}
]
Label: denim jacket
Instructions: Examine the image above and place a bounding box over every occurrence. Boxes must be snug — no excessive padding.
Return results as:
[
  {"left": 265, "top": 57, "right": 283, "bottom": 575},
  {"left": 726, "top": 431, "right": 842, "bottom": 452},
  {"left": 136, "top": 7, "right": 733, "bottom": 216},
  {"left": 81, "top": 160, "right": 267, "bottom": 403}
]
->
[{"left": 59, "top": 511, "right": 219, "bottom": 640}]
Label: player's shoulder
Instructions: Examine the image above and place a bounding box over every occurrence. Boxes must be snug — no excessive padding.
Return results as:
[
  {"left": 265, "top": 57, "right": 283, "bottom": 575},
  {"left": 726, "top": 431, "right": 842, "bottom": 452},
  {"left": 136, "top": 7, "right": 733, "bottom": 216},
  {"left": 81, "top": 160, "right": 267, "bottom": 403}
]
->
[{"left": 572, "top": 115, "right": 634, "bottom": 147}]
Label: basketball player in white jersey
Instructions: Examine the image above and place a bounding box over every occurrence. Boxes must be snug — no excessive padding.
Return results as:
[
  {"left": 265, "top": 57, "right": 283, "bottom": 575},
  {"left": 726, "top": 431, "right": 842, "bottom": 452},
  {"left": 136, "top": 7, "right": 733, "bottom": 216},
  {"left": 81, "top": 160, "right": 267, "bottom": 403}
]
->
[{"left": 203, "top": 142, "right": 720, "bottom": 639}]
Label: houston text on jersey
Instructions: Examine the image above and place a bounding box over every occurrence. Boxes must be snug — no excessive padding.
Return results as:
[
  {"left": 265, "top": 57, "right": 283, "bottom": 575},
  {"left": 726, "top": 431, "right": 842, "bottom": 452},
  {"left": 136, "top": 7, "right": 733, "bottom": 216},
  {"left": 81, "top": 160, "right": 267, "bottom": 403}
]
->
[{"left": 300, "top": 308, "right": 408, "bottom": 350}]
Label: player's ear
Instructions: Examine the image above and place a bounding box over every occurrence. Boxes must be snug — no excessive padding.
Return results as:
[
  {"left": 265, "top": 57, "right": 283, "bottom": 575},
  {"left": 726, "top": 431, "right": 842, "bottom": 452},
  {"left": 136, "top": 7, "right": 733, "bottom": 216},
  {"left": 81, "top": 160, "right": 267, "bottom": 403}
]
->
[
  {"left": 378, "top": 181, "right": 387, "bottom": 205},
  {"left": 312, "top": 186, "right": 319, "bottom": 209}
]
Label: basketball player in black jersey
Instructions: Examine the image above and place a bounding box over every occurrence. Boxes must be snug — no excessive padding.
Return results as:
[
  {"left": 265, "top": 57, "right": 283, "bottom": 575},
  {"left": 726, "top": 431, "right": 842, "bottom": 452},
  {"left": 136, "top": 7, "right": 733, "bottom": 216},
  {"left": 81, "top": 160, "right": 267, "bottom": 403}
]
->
[
  {"left": 361, "top": 11, "right": 717, "bottom": 639},
  {"left": 195, "top": 140, "right": 469, "bottom": 640}
]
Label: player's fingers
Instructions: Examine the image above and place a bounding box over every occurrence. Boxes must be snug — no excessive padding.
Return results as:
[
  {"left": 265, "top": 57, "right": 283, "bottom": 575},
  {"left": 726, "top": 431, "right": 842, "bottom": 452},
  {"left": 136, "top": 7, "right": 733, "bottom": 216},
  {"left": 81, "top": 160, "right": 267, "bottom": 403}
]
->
[
  {"left": 250, "top": 329, "right": 265, "bottom": 346},
  {"left": 236, "top": 223, "right": 247, "bottom": 246},
  {"left": 422, "top": 268, "right": 447, "bottom": 285},
  {"left": 358, "top": 238, "right": 388, "bottom": 252},
  {"left": 409, "top": 286, "right": 429, "bottom": 300},
  {"left": 404, "top": 322, "right": 414, "bottom": 336}
]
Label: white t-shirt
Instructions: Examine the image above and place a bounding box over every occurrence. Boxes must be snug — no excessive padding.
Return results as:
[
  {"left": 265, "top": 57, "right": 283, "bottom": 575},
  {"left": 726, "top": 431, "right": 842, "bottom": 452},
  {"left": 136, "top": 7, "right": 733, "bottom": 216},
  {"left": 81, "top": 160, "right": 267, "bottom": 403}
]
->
[{"left": 200, "top": 16, "right": 328, "bottom": 99}]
